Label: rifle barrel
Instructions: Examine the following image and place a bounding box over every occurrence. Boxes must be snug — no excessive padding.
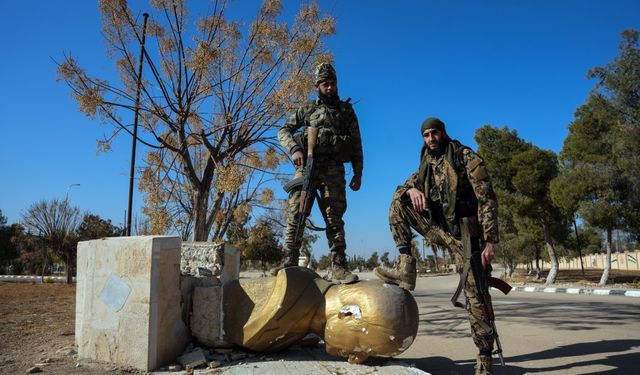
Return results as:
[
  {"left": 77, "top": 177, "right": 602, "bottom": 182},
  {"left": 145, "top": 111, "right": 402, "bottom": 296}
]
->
[{"left": 492, "top": 321, "right": 505, "bottom": 366}]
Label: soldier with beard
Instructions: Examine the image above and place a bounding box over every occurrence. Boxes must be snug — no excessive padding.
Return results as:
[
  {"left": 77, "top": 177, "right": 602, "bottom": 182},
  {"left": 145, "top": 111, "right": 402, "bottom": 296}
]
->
[
  {"left": 272, "top": 63, "right": 363, "bottom": 283},
  {"left": 375, "top": 117, "right": 499, "bottom": 374}
]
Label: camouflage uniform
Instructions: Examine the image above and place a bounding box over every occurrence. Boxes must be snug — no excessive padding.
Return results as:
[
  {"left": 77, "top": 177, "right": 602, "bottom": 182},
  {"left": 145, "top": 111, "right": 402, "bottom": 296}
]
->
[
  {"left": 389, "top": 143, "right": 499, "bottom": 249},
  {"left": 277, "top": 69, "right": 363, "bottom": 277},
  {"left": 387, "top": 121, "right": 499, "bottom": 360}
]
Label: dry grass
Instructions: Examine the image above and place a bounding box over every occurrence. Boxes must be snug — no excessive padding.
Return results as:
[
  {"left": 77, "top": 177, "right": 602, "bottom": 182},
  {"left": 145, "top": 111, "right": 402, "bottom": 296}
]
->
[{"left": 0, "top": 282, "right": 139, "bottom": 374}]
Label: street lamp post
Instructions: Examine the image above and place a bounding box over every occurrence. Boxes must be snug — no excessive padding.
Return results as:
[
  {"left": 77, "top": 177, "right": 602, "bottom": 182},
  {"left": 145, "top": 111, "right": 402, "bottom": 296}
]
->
[
  {"left": 126, "top": 12, "right": 149, "bottom": 237},
  {"left": 66, "top": 183, "right": 81, "bottom": 200}
]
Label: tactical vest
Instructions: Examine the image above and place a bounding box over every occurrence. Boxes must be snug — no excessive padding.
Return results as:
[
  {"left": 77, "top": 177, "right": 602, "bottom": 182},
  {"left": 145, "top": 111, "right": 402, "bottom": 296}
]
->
[
  {"left": 419, "top": 140, "right": 478, "bottom": 238},
  {"left": 296, "top": 99, "right": 355, "bottom": 163}
]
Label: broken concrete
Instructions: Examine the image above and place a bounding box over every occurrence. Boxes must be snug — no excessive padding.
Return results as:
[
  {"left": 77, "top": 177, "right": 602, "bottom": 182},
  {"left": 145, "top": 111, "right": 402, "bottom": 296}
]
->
[
  {"left": 181, "top": 242, "right": 240, "bottom": 284},
  {"left": 177, "top": 348, "right": 207, "bottom": 369}
]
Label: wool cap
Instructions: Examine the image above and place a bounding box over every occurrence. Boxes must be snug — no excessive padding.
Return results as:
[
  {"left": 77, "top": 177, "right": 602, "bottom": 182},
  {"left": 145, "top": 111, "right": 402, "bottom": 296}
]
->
[
  {"left": 315, "top": 62, "right": 337, "bottom": 85},
  {"left": 421, "top": 117, "right": 446, "bottom": 135}
]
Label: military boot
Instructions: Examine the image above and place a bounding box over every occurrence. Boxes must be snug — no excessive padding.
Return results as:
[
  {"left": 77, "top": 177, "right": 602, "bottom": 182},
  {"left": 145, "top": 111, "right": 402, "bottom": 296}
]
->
[
  {"left": 325, "top": 251, "right": 358, "bottom": 284},
  {"left": 374, "top": 254, "right": 416, "bottom": 291},
  {"left": 269, "top": 249, "right": 299, "bottom": 276},
  {"left": 475, "top": 355, "right": 493, "bottom": 375}
]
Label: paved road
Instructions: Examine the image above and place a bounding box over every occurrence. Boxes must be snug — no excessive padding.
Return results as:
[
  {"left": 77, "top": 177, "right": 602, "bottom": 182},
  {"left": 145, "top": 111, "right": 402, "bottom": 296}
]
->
[{"left": 384, "top": 272, "right": 640, "bottom": 375}]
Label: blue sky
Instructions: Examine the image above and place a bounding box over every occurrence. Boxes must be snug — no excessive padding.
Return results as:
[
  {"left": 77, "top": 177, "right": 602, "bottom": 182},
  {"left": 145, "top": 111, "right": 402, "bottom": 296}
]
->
[{"left": 1, "top": 1, "right": 638, "bottom": 258}]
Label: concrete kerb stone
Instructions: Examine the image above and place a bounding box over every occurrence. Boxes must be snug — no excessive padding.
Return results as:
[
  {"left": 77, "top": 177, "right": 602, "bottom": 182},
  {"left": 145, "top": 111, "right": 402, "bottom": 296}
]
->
[
  {"left": 0, "top": 275, "right": 77, "bottom": 283},
  {"left": 508, "top": 285, "right": 640, "bottom": 297}
]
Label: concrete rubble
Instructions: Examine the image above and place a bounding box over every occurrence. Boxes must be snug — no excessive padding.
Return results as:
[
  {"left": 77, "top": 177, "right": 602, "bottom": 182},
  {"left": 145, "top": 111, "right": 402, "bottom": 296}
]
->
[
  {"left": 181, "top": 242, "right": 225, "bottom": 277},
  {"left": 177, "top": 348, "right": 208, "bottom": 370}
]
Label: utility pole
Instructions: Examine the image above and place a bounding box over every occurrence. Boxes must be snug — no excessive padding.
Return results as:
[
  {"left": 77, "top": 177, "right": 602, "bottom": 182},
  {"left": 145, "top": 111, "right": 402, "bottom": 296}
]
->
[
  {"left": 65, "top": 183, "right": 80, "bottom": 201},
  {"left": 126, "top": 13, "right": 149, "bottom": 236}
]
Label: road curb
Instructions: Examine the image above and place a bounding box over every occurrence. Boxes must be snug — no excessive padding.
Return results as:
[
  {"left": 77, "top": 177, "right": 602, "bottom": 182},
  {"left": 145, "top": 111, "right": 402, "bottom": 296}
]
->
[
  {"left": 509, "top": 285, "right": 640, "bottom": 298},
  {"left": 0, "top": 275, "right": 76, "bottom": 283}
]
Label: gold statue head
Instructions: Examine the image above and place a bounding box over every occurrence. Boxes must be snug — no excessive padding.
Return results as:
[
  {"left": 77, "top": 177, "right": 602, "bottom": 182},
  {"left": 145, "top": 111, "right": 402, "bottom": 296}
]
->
[{"left": 319, "top": 280, "right": 419, "bottom": 363}]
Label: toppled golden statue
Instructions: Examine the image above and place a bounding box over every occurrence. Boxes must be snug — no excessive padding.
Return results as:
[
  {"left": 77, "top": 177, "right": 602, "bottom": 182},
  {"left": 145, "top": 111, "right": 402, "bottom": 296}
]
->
[{"left": 222, "top": 267, "right": 419, "bottom": 364}]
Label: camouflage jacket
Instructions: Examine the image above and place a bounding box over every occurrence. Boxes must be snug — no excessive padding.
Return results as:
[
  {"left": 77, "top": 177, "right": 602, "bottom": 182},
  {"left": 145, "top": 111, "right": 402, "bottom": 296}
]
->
[
  {"left": 278, "top": 97, "right": 363, "bottom": 177},
  {"left": 394, "top": 140, "right": 499, "bottom": 243}
]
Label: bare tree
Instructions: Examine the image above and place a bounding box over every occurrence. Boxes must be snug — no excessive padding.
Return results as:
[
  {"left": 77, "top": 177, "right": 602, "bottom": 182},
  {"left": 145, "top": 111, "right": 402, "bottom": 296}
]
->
[
  {"left": 57, "top": 0, "right": 335, "bottom": 241},
  {"left": 22, "top": 198, "right": 81, "bottom": 284}
]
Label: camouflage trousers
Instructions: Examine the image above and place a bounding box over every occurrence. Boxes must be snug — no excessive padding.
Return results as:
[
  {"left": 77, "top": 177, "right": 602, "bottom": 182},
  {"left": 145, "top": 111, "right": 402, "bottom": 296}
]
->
[
  {"left": 389, "top": 198, "right": 494, "bottom": 352},
  {"left": 285, "top": 163, "right": 347, "bottom": 254}
]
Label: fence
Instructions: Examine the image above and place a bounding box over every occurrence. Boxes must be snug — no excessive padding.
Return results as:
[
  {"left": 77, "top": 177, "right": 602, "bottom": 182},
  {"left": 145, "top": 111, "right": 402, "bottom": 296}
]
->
[{"left": 527, "top": 250, "right": 640, "bottom": 271}]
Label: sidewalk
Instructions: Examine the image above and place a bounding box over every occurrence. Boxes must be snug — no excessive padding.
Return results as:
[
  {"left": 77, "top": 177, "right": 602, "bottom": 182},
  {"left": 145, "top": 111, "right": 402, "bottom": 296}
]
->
[{"left": 154, "top": 345, "right": 431, "bottom": 375}]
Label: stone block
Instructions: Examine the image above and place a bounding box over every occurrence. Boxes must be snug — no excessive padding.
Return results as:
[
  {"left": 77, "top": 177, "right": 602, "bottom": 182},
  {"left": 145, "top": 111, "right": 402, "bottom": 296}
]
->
[
  {"left": 180, "top": 275, "right": 220, "bottom": 330},
  {"left": 75, "top": 236, "right": 189, "bottom": 371},
  {"left": 190, "top": 285, "right": 226, "bottom": 347}
]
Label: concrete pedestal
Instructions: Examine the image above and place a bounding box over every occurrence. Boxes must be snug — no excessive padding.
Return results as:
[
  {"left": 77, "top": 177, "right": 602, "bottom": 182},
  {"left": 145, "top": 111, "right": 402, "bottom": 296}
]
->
[{"left": 75, "top": 236, "right": 189, "bottom": 371}]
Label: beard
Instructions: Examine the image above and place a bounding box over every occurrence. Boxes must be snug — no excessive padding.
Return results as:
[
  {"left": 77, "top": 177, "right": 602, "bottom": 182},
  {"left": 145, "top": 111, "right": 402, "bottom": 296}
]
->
[
  {"left": 318, "top": 90, "right": 340, "bottom": 107},
  {"left": 426, "top": 138, "right": 449, "bottom": 157}
]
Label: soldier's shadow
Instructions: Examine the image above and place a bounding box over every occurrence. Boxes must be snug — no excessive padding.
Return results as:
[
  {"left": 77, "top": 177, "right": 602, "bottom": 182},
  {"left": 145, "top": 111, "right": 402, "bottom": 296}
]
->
[
  {"left": 383, "top": 356, "right": 525, "bottom": 375},
  {"left": 383, "top": 339, "right": 640, "bottom": 374}
]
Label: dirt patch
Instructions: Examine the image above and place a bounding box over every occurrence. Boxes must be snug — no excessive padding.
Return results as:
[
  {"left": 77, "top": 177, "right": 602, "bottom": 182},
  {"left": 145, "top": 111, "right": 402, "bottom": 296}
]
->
[{"left": 0, "top": 282, "right": 142, "bottom": 374}]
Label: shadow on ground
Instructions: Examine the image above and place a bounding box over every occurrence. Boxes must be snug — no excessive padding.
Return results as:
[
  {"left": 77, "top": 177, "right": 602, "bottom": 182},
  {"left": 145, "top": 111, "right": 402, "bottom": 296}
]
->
[
  {"left": 390, "top": 339, "right": 640, "bottom": 374},
  {"left": 416, "top": 297, "right": 639, "bottom": 339}
]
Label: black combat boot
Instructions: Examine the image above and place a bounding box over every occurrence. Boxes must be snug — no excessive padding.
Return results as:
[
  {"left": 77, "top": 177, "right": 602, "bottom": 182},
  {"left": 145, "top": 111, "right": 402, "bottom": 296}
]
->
[
  {"left": 270, "top": 249, "right": 300, "bottom": 276},
  {"left": 374, "top": 254, "right": 417, "bottom": 291},
  {"left": 475, "top": 354, "right": 493, "bottom": 375},
  {"left": 325, "top": 250, "right": 358, "bottom": 283}
]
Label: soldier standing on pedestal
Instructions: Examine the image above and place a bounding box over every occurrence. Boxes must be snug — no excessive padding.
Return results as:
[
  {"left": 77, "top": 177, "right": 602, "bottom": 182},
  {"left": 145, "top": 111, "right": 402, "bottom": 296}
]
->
[{"left": 272, "top": 63, "right": 364, "bottom": 283}]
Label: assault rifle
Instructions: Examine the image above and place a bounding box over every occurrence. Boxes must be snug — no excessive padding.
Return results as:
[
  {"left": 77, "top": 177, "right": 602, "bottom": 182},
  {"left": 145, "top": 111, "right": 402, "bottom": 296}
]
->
[
  {"left": 283, "top": 126, "right": 319, "bottom": 245},
  {"left": 459, "top": 217, "right": 511, "bottom": 366}
]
